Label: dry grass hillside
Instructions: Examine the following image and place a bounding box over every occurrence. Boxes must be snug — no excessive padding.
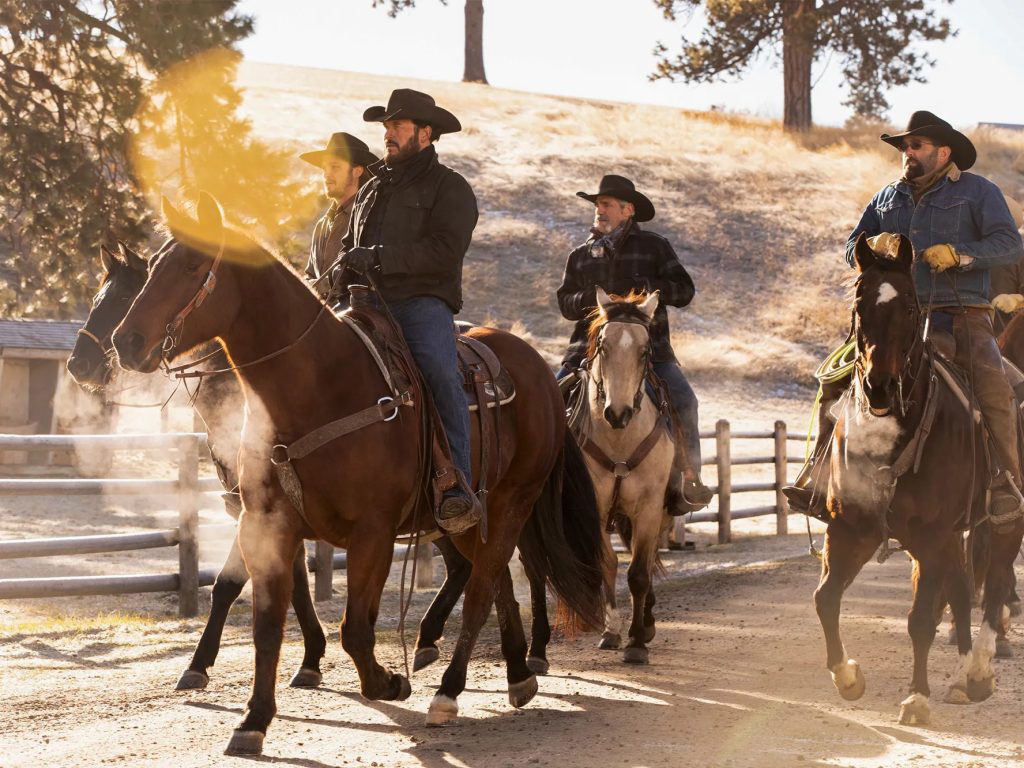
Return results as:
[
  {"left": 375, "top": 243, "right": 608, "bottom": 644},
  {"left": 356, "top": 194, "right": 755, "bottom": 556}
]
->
[{"left": 236, "top": 61, "right": 1024, "bottom": 392}]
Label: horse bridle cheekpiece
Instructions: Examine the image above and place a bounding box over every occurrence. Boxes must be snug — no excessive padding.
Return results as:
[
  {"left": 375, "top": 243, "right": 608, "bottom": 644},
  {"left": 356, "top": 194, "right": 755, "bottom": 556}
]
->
[
  {"left": 162, "top": 234, "right": 226, "bottom": 360},
  {"left": 589, "top": 317, "right": 651, "bottom": 414}
]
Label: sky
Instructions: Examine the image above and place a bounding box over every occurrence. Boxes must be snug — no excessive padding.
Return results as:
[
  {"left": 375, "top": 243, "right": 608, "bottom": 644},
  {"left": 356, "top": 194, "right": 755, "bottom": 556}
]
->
[{"left": 237, "top": 0, "right": 1024, "bottom": 129}]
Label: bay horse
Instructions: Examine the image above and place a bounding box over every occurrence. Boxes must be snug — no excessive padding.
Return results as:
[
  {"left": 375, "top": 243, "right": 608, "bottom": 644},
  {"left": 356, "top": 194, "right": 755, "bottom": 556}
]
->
[
  {"left": 67, "top": 241, "right": 567, "bottom": 689},
  {"left": 816, "top": 233, "right": 1024, "bottom": 726},
  {"left": 579, "top": 288, "right": 674, "bottom": 664},
  {"left": 112, "top": 193, "right": 603, "bottom": 755}
]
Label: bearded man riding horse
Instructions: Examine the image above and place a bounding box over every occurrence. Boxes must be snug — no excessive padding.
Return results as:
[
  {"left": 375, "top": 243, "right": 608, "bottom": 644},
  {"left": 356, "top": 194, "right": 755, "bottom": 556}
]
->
[
  {"left": 556, "top": 174, "right": 713, "bottom": 511},
  {"left": 785, "top": 110, "right": 1024, "bottom": 521}
]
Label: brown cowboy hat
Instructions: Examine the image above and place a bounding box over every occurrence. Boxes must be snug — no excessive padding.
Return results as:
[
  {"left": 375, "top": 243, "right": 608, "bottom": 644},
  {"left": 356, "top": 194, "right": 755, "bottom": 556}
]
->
[
  {"left": 299, "top": 132, "right": 379, "bottom": 169},
  {"left": 362, "top": 89, "right": 462, "bottom": 136},
  {"left": 880, "top": 110, "right": 977, "bottom": 171},
  {"left": 577, "top": 175, "right": 655, "bottom": 222}
]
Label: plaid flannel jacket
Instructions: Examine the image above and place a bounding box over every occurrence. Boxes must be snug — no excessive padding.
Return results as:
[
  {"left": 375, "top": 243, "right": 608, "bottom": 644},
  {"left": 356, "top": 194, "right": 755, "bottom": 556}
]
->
[{"left": 556, "top": 223, "right": 695, "bottom": 366}]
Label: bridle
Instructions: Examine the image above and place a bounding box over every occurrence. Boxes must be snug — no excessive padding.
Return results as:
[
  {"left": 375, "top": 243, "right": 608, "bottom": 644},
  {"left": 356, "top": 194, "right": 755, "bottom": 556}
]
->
[
  {"left": 161, "top": 235, "right": 226, "bottom": 361},
  {"left": 77, "top": 326, "right": 112, "bottom": 355},
  {"left": 587, "top": 317, "right": 651, "bottom": 415}
]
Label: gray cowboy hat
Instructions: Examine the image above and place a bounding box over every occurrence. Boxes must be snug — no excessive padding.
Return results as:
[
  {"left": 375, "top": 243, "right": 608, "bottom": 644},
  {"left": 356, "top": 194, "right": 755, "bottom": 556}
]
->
[
  {"left": 577, "top": 175, "right": 655, "bottom": 222},
  {"left": 299, "top": 132, "right": 379, "bottom": 169},
  {"left": 362, "top": 89, "right": 462, "bottom": 136},
  {"left": 880, "top": 110, "right": 977, "bottom": 171}
]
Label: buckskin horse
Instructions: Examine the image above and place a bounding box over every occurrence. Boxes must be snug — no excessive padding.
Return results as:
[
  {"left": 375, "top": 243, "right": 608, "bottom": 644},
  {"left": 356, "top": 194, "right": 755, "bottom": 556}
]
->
[
  {"left": 68, "top": 240, "right": 570, "bottom": 690},
  {"left": 815, "top": 233, "right": 1024, "bottom": 726},
  {"left": 575, "top": 289, "right": 674, "bottom": 664},
  {"left": 111, "top": 193, "right": 603, "bottom": 755}
]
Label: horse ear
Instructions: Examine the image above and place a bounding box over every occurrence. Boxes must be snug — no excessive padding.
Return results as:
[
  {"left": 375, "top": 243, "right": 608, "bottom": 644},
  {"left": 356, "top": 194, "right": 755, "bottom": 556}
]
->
[
  {"left": 853, "top": 232, "right": 878, "bottom": 273},
  {"left": 595, "top": 285, "right": 613, "bottom": 312},
  {"left": 161, "top": 195, "right": 192, "bottom": 237},
  {"left": 196, "top": 191, "right": 224, "bottom": 236},
  {"left": 118, "top": 241, "right": 148, "bottom": 274},
  {"left": 894, "top": 234, "right": 914, "bottom": 272},
  {"left": 99, "top": 244, "right": 119, "bottom": 273},
  {"left": 637, "top": 290, "right": 660, "bottom": 320}
]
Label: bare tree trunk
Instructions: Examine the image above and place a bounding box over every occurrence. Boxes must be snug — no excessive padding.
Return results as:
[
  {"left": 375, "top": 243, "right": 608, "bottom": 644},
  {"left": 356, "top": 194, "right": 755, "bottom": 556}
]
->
[
  {"left": 782, "top": 0, "right": 814, "bottom": 132},
  {"left": 462, "top": 0, "right": 487, "bottom": 84}
]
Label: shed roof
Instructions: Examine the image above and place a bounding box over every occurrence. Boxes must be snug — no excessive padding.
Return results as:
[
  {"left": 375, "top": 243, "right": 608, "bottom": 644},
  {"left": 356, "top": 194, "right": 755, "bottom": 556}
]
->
[{"left": 0, "top": 318, "right": 82, "bottom": 352}]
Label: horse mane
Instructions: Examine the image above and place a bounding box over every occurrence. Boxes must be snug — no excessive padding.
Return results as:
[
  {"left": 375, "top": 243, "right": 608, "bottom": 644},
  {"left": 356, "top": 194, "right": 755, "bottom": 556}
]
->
[{"left": 585, "top": 291, "right": 652, "bottom": 360}]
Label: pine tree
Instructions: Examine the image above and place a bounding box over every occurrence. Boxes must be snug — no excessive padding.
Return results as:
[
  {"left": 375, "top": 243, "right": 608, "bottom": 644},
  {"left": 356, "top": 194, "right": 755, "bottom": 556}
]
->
[{"left": 651, "top": 0, "right": 954, "bottom": 132}]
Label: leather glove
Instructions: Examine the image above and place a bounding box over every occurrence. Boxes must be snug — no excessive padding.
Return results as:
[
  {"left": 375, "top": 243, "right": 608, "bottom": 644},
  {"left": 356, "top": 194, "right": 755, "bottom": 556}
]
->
[
  {"left": 921, "top": 243, "right": 959, "bottom": 272},
  {"left": 992, "top": 293, "right": 1024, "bottom": 314},
  {"left": 344, "top": 246, "right": 379, "bottom": 274},
  {"left": 866, "top": 232, "right": 900, "bottom": 259}
]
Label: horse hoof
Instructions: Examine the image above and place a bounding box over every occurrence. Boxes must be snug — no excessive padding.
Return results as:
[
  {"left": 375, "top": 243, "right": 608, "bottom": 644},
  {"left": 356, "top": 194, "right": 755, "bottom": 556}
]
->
[
  {"left": 508, "top": 674, "right": 538, "bottom": 708},
  {"left": 288, "top": 667, "right": 323, "bottom": 688},
  {"left": 943, "top": 683, "right": 970, "bottom": 705},
  {"left": 643, "top": 624, "right": 656, "bottom": 643},
  {"left": 995, "top": 639, "right": 1013, "bottom": 659},
  {"left": 413, "top": 646, "right": 440, "bottom": 673},
  {"left": 224, "top": 729, "right": 264, "bottom": 756},
  {"left": 1008, "top": 601, "right": 1022, "bottom": 618},
  {"left": 598, "top": 632, "right": 621, "bottom": 650},
  {"left": 898, "top": 693, "right": 930, "bottom": 726},
  {"left": 947, "top": 625, "right": 958, "bottom": 645},
  {"left": 175, "top": 670, "right": 209, "bottom": 691},
  {"left": 623, "top": 646, "right": 650, "bottom": 665},
  {"left": 967, "top": 674, "right": 995, "bottom": 702},
  {"left": 388, "top": 674, "right": 412, "bottom": 701},
  {"left": 831, "top": 660, "right": 865, "bottom": 701},
  {"left": 526, "top": 656, "right": 550, "bottom": 675},
  {"left": 425, "top": 694, "right": 459, "bottom": 727}
]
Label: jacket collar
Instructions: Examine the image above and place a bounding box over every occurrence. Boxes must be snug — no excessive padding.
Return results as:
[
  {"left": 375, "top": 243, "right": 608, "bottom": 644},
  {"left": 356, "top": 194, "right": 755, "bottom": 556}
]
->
[{"left": 370, "top": 144, "right": 437, "bottom": 187}]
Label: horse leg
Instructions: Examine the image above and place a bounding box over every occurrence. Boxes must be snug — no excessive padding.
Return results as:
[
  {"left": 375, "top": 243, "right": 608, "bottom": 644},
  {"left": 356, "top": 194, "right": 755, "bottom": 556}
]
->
[
  {"left": 426, "top": 509, "right": 524, "bottom": 727},
  {"left": 225, "top": 514, "right": 301, "bottom": 756},
  {"left": 643, "top": 588, "right": 656, "bottom": 643},
  {"left": 813, "top": 521, "right": 880, "bottom": 701},
  {"left": 522, "top": 555, "right": 552, "bottom": 675},
  {"left": 622, "top": 511, "right": 660, "bottom": 665},
  {"left": 898, "top": 553, "right": 947, "bottom": 726},
  {"left": 288, "top": 544, "right": 328, "bottom": 688},
  {"left": 967, "top": 520, "right": 1024, "bottom": 701},
  {"left": 177, "top": 532, "right": 248, "bottom": 690},
  {"left": 341, "top": 533, "right": 411, "bottom": 702},
  {"left": 598, "top": 529, "right": 621, "bottom": 650},
  {"left": 494, "top": 564, "right": 539, "bottom": 707},
  {"left": 943, "top": 539, "right": 976, "bottom": 706},
  {"left": 414, "top": 536, "right": 471, "bottom": 672}
]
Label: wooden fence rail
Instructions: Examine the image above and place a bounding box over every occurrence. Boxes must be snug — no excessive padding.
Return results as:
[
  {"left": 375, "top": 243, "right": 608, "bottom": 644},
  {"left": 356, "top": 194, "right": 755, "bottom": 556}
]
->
[{"left": 0, "top": 420, "right": 806, "bottom": 611}]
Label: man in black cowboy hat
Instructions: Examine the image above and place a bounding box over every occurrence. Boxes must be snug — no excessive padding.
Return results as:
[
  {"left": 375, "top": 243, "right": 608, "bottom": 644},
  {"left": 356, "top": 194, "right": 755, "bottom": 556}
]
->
[
  {"left": 300, "top": 132, "right": 379, "bottom": 300},
  {"left": 333, "top": 88, "right": 481, "bottom": 535},
  {"left": 556, "top": 174, "right": 714, "bottom": 512},
  {"left": 784, "top": 110, "right": 1024, "bottom": 519}
]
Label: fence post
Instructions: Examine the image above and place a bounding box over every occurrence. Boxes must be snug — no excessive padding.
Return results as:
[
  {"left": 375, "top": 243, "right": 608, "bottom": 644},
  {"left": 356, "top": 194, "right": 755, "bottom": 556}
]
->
[
  {"left": 177, "top": 434, "right": 200, "bottom": 618},
  {"left": 314, "top": 541, "right": 334, "bottom": 602},
  {"left": 774, "top": 420, "right": 789, "bottom": 535},
  {"left": 715, "top": 419, "right": 731, "bottom": 544},
  {"left": 415, "top": 539, "right": 435, "bottom": 590}
]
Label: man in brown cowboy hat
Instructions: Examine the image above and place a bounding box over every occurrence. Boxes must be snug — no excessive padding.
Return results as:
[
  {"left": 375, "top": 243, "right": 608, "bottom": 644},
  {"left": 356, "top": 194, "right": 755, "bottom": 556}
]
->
[
  {"left": 299, "top": 132, "right": 379, "bottom": 299},
  {"left": 785, "top": 110, "right": 1024, "bottom": 520},
  {"left": 556, "top": 174, "right": 714, "bottom": 512},
  {"left": 333, "top": 88, "right": 481, "bottom": 534}
]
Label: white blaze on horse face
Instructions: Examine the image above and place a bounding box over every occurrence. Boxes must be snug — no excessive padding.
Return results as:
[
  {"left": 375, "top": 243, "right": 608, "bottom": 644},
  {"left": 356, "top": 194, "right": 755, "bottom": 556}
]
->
[
  {"left": 602, "top": 323, "right": 647, "bottom": 414},
  {"left": 876, "top": 282, "right": 898, "bottom": 305}
]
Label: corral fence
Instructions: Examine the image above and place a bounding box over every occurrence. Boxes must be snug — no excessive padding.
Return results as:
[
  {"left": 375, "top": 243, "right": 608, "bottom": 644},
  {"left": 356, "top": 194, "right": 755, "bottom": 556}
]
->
[{"left": 0, "top": 421, "right": 805, "bottom": 615}]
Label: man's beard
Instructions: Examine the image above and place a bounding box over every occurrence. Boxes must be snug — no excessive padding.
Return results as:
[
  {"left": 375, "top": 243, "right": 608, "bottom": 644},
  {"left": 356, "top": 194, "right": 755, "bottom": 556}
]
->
[
  {"left": 387, "top": 135, "right": 422, "bottom": 164},
  {"left": 903, "top": 157, "right": 924, "bottom": 179}
]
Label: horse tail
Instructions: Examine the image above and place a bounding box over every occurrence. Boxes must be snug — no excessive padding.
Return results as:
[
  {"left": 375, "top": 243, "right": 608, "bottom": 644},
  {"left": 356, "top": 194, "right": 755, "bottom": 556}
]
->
[{"left": 518, "top": 431, "right": 604, "bottom": 634}]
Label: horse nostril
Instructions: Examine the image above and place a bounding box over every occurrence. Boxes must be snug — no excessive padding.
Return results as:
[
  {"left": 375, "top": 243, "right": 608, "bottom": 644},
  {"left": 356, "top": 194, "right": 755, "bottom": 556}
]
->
[
  {"left": 115, "top": 330, "right": 145, "bottom": 363},
  {"left": 66, "top": 355, "right": 86, "bottom": 377}
]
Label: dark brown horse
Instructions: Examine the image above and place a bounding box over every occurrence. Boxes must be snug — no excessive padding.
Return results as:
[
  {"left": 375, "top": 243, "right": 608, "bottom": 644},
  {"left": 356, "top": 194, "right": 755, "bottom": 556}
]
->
[
  {"left": 112, "top": 194, "right": 603, "bottom": 755},
  {"left": 815, "top": 234, "right": 1024, "bottom": 726}
]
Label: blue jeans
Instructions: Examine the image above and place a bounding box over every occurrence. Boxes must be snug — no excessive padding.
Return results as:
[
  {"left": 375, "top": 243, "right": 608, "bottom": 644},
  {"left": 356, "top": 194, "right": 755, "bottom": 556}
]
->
[
  {"left": 387, "top": 297, "right": 472, "bottom": 486},
  {"left": 556, "top": 360, "right": 701, "bottom": 471}
]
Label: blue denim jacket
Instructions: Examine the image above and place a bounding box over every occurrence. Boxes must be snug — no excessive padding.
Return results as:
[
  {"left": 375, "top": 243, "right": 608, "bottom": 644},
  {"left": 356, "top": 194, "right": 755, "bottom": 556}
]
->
[{"left": 846, "top": 171, "right": 1024, "bottom": 306}]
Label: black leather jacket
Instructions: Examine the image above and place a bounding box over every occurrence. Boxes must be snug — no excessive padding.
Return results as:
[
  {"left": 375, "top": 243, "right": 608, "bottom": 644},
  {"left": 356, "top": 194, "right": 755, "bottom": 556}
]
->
[{"left": 339, "top": 145, "right": 478, "bottom": 312}]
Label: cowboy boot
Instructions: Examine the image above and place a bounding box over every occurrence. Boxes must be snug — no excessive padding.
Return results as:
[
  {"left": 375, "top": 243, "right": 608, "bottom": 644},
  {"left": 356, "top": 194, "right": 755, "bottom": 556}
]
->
[
  {"left": 437, "top": 470, "right": 483, "bottom": 536},
  {"left": 665, "top": 440, "right": 713, "bottom": 515},
  {"left": 782, "top": 424, "right": 835, "bottom": 517}
]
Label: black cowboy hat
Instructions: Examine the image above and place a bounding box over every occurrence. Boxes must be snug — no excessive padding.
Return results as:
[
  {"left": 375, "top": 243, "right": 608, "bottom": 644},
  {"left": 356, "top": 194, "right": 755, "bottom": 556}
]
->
[
  {"left": 577, "top": 175, "right": 655, "bottom": 222},
  {"left": 880, "top": 110, "right": 977, "bottom": 171},
  {"left": 299, "top": 132, "right": 379, "bottom": 169},
  {"left": 362, "top": 88, "right": 462, "bottom": 136}
]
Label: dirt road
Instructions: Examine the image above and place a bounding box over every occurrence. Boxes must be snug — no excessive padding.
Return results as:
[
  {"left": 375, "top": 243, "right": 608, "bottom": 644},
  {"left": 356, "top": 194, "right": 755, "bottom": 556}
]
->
[{"left": 2, "top": 534, "right": 1022, "bottom": 768}]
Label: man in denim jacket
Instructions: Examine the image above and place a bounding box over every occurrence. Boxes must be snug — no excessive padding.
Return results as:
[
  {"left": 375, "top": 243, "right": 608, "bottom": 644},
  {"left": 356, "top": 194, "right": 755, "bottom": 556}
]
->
[{"left": 785, "top": 111, "right": 1024, "bottom": 519}]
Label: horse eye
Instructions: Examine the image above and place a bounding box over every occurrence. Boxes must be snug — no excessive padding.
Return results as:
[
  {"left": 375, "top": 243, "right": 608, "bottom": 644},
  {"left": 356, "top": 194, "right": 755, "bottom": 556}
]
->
[{"left": 184, "top": 260, "right": 202, "bottom": 275}]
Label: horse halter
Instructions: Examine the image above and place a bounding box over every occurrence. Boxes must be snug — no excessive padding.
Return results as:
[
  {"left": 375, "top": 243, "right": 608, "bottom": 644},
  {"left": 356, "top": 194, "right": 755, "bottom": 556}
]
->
[
  {"left": 588, "top": 318, "right": 651, "bottom": 414},
  {"left": 77, "top": 326, "right": 111, "bottom": 354},
  {"left": 162, "top": 235, "right": 226, "bottom": 360}
]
